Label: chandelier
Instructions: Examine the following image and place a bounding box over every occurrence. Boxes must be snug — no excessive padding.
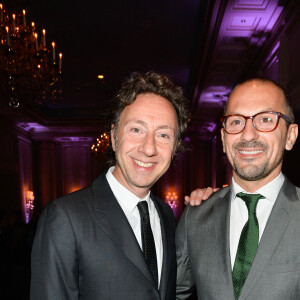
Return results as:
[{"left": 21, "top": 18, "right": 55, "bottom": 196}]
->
[
  {"left": 0, "top": 3, "right": 63, "bottom": 108},
  {"left": 91, "top": 132, "right": 110, "bottom": 156}
]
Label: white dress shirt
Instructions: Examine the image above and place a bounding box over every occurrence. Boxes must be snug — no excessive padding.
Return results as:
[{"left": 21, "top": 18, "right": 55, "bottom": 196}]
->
[
  {"left": 106, "top": 167, "right": 163, "bottom": 286},
  {"left": 230, "top": 172, "right": 285, "bottom": 268}
]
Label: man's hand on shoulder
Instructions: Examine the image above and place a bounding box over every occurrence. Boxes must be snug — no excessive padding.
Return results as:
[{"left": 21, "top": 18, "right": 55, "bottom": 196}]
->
[{"left": 184, "top": 187, "right": 220, "bottom": 206}]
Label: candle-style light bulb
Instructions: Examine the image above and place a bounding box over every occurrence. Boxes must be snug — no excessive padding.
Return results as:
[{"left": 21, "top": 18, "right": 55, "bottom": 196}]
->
[
  {"left": 52, "top": 42, "right": 56, "bottom": 61},
  {"left": 34, "top": 33, "right": 38, "bottom": 52},
  {"left": 5, "top": 26, "right": 10, "bottom": 47},
  {"left": 42, "top": 29, "right": 46, "bottom": 48},
  {"left": 22, "top": 10, "right": 26, "bottom": 27},
  {"left": 12, "top": 14, "right": 16, "bottom": 32},
  {"left": 0, "top": 4, "right": 3, "bottom": 24},
  {"left": 59, "top": 53, "right": 63, "bottom": 72}
]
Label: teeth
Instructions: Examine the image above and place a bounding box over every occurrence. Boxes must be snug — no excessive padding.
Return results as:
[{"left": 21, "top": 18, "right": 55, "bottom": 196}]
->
[
  {"left": 134, "top": 159, "right": 155, "bottom": 168},
  {"left": 240, "top": 150, "right": 263, "bottom": 154}
]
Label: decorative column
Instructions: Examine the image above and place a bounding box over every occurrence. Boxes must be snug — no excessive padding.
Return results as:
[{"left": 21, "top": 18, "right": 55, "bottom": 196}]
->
[
  {"left": 35, "top": 141, "right": 57, "bottom": 208},
  {"left": 18, "top": 136, "right": 33, "bottom": 223}
]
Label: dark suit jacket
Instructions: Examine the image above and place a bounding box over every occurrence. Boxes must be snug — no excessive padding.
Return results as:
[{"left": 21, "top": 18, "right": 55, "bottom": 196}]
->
[
  {"left": 176, "top": 178, "right": 300, "bottom": 300},
  {"left": 31, "top": 172, "right": 176, "bottom": 300}
]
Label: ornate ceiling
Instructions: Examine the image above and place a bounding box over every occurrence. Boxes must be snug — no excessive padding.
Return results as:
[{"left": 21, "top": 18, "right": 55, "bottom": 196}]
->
[
  {"left": 189, "top": 0, "right": 298, "bottom": 140},
  {"left": 1, "top": 0, "right": 298, "bottom": 141}
]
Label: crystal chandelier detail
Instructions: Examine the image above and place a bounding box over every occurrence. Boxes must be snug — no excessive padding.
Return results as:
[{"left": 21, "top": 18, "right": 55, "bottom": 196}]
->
[
  {"left": 0, "top": 3, "right": 63, "bottom": 108},
  {"left": 91, "top": 132, "right": 110, "bottom": 156}
]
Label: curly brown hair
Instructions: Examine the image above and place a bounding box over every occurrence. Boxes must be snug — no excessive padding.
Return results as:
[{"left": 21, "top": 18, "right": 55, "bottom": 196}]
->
[{"left": 106, "top": 71, "right": 190, "bottom": 166}]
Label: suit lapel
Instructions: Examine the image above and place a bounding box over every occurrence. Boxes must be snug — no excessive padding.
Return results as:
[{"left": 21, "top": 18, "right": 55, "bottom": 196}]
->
[
  {"left": 91, "top": 174, "right": 155, "bottom": 286},
  {"left": 239, "top": 179, "right": 298, "bottom": 299},
  {"left": 213, "top": 188, "right": 236, "bottom": 299}
]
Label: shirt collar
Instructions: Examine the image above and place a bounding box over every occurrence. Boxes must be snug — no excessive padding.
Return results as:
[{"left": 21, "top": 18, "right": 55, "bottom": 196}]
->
[
  {"left": 106, "top": 166, "right": 151, "bottom": 212},
  {"left": 231, "top": 172, "right": 285, "bottom": 203}
]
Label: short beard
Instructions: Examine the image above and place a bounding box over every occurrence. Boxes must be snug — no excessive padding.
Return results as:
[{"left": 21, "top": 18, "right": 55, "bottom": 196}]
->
[{"left": 231, "top": 140, "right": 284, "bottom": 181}]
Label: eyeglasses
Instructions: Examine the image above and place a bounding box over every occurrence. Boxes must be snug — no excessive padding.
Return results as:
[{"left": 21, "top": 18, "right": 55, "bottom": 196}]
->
[{"left": 221, "top": 111, "right": 292, "bottom": 134}]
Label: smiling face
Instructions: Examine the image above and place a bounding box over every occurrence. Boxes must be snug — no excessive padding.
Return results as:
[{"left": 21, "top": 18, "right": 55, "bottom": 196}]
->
[
  {"left": 111, "top": 93, "right": 177, "bottom": 198},
  {"left": 221, "top": 80, "right": 298, "bottom": 192}
]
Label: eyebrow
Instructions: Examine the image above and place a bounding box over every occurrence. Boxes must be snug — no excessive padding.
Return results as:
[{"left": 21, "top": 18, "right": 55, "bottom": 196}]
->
[
  {"left": 227, "top": 108, "right": 276, "bottom": 116},
  {"left": 125, "top": 119, "right": 175, "bottom": 131}
]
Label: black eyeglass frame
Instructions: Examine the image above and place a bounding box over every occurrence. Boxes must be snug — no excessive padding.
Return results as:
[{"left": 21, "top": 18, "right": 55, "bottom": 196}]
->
[{"left": 221, "top": 111, "right": 292, "bottom": 134}]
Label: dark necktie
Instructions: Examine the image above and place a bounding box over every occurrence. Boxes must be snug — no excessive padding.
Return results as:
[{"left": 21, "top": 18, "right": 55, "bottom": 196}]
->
[
  {"left": 137, "top": 201, "right": 158, "bottom": 288},
  {"left": 232, "top": 192, "right": 265, "bottom": 299}
]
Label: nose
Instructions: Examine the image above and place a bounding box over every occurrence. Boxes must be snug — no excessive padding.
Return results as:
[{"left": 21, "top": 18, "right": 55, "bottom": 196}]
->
[
  {"left": 139, "top": 133, "right": 158, "bottom": 156},
  {"left": 240, "top": 118, "right": 259, "bottom": 141}
]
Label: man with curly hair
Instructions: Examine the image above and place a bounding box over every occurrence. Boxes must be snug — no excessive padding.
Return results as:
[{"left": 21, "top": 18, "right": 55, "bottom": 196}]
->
[{"left": 31, "top": 71, "right": 200, "bottom": 300}]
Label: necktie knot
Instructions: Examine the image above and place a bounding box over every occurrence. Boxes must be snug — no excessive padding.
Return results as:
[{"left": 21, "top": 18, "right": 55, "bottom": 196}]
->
[
  {"left": 236, "top": 192, "right": 264, "bottom": 214},
  {"left": 137, "top": 201, "right": 150, "bottom": 224}
]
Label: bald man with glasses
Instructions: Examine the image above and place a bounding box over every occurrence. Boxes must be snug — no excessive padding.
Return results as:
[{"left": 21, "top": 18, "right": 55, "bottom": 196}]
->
[{"left": 176, "top": 78, "right": 299, "bottom": 300}]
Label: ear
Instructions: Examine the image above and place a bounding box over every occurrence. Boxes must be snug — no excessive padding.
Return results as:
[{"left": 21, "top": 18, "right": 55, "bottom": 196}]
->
[
  {"left": 285, "top": 123, "right": 298, "bottom": 151},
  {"left": 111, "top": 124, "right": 116, "bottom": 152},
  {"left": 221, "top": 128, "right": 226, "bottom": 153}
]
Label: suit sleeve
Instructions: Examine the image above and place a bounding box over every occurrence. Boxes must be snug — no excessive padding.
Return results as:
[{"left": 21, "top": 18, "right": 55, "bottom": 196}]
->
[
  {"left": 30, "top": 201, "right": 79, "bottom": 300},
  {"left": 176, "top": 206, "right": 196, "bottom": 299}
]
